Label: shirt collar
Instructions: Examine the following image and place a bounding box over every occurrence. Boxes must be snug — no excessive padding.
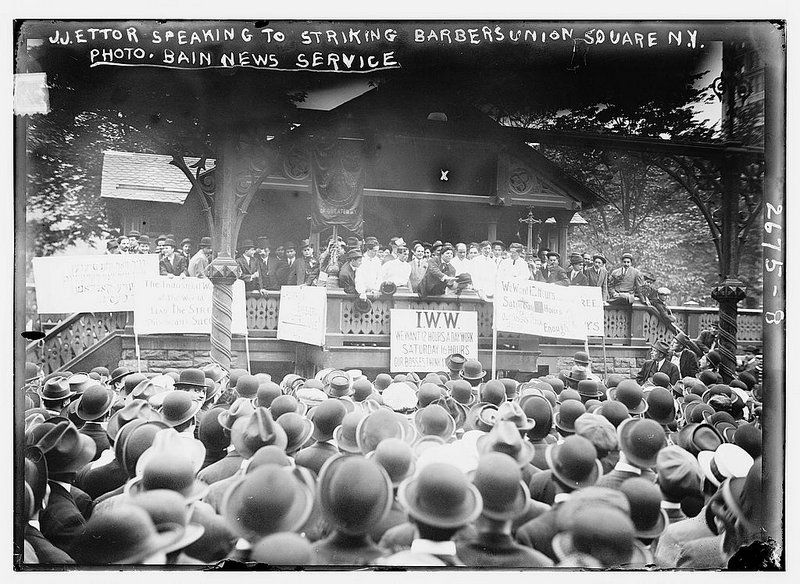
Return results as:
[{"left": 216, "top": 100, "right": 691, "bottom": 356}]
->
[
  {"left": 660, "top": 500, "right": 682, "bottom": 509},
  {"left": 411, "top": 539, "right": 457, "bottom": 556},
  {"left": 614, "top": 460, "right": 642, "bottom": 474},
  {"left": 53, "top": 480, "right": 72, "bottom": 493},
  {"left": 554, "top": 492, "right": 572, "bottom": 504},
  {"left": 28, "top": 519, "right": 40, "bottom": 530}
]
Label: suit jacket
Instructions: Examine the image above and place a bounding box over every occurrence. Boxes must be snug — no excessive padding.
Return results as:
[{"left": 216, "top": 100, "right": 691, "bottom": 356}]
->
[
  {"left": 275, "top": 258, "right": 297, "bottom": 288},
  {"left": 408, "top": 258, "right": 428, "bottom": 292},
  {"left": 40, "top": 483, "right": 92, "bottom": 555},
  {"left": 595, "top": 467, "right": 656, "bottom": 490},
  {"left": 677, "top": 350, "right": 700, "bottom": 379},
  {"left": 636, "top": 358, "right": 680, "bottom": 385},
  {"left": 236, "top": 255, "right": 263, "bottom": 291},
  {"left": 515, "top": 508, "right": 560, "bottom": 562},
  {"left": 567, "top": 268, "right": 589, "bottom": 286},
  {"left": 74, "top": 457, "right": 127, "bottom": 500},
  {"left": 259, "top": 255, "right": 280, "bottom": 290},
  {"left": 338, "top": 262, "right": 358, "bottom": 295},
  {"left": 79, "top": 423, "right": 110, "bottom": 462},
  {"left": 585, "top": 267, "right": 609, "bottom": 301},
  {"left": 287, "top": 256, "right": 320, "bottom": 286},
  {"left": 159, "top": 253, "right": 188, "bottom": 276},
  {"left": 313, "top": 532, "right": 386, "bottom": 566},
  {"left": 544, "top": 265, "right": 570, "bottom": 286},
  {"left": 294, "top": 441, "right": 339, "bottom": 476},
  {"left": 654, "top": 507, "right": 715, "bottom": 568},
  {"left": 419, "top": 257, "right": 455, "bottom": 297},
  {"left": 24, "top": 524, "right": 75, "bottom": 564},
  {"left": 368, "top": 498, "right": 408, "bottom": 545},
  {"left": 676, "top": 535, "right": 727, "bottom": 569},
  {"left": 457, "top": 532, "right": 554, "bottom": 568},
  {"left": 609, "top": 266, "right": 644, "bottom": 298},
  {"left": 196, "top": 451, "right": 243, "bottom": 485}
]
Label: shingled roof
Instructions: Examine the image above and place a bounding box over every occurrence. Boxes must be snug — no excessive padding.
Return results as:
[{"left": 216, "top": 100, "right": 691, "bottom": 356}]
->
[{"left": 100, "top": 151, "right": 215, "bottom": 204}]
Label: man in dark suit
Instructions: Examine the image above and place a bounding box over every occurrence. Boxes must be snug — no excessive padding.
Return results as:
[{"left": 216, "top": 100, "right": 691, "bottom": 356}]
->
[
  {"left": 338, "top": 248, "right": 363, "bottom": 295},
  {"left": 585, "top": 254, "right": 610, "bottom": 301},
  {"left": 287, "top": 239, "right": 320, "bottom": 286},
  {"left": 236, "top": 239, "right": 263, "bottom": 292},
  {"left": 543, "top": 251, "right": 570, "bottom": 286},
  {"left": 274, "top": 241, "right": 297, "bottom": 288},
  {"left": 567, "top": 253, "right": 589, "bottom": 286},
  {"left": 670, "top": 333, "right": 700, "bottom": 379},
  {"left": 419, "top": 244, "right": 457, "bottom": 297},
  {"left": 255, "top": 237, "right": 279, "bottom": 290},
  {"left": 158, "top": 239, "right": 188, "bottom": 276},
  {"left": 636, "top": 340, "right": 681, "bottom": 385}
]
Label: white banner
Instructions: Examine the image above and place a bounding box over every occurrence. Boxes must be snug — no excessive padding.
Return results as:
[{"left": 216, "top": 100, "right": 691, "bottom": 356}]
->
[
  {"left": 390, "top": 309, "right": 478, "bottom": 373},
  {"left": 494, "top": 279, "right": 587, "bottom": 341},
  {"left": 276, "top": 286, "right": 327, "bottom": 346},
  {"left": 566, "top": 286, "right": 606, "bottom": 337},
  {"left": 133, "top": 277, "right": 247, "bottom": 336},
  {"left": 33, "top": 254, "right": 159, "bottom": 313}
]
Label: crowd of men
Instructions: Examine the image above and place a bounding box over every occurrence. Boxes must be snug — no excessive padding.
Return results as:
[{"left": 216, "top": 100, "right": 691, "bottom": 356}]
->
[
  {"left": 20, "top": 328, "right": 768, "bottom": 568},
  {"left": 108, "top": 231, "right": 678, "bottom": 326}
]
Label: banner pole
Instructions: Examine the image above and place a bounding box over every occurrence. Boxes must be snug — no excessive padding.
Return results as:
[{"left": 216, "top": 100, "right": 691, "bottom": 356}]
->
[
  {"left": 244, "top": 333, "right": 251, "bottom": 374},
  {"left": 134, "top": 331, "right": 142, "bottom": 373},
  {"left": 601, "top": 334, "right": 609, "bottom": 383},
  {"left": 491, "top": 298, "right": 498, "bottom": 380}
]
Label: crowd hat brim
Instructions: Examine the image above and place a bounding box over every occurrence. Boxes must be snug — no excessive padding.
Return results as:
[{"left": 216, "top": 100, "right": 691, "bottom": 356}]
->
[
  {"left": 124, "top": 473, "right": 209, "bottom": 504},
  {"left": 332, "top": 424, "right": 361, "bottom": 453},
  {"left": 397, "top": 467, "right": 483, "bottom": 529},
  {"left": 75, "top": 388, "right": 116, "bottom": 421},
  {"left": 545, "top": 442, "right": 603, "bottom": 490}
]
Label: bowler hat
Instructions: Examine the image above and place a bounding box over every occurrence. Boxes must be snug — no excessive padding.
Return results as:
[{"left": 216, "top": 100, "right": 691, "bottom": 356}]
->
[
  {"left": 232, "top": 408, "right": 288, "bottom": 457},
  {"left": 546, "top": 251, "right": 560, "bottom": 259},
  {"left": 573, "top": 351, "right": 590, "bottom": 366},
  {"left": 605, "top": 374, "right": 624, "bottom": 389},
  {"left": 33, "top": 420, "right": 96, "bottom": 475},
  {"left": 353, "top": 297, "right": 373, "bottom": 314},
  {"left": 199, "top": 237, "right": 212, "bottom": 248},
  {"left": 519, "top": 394, "right": 554, "bottom": 441},
  {"left": 445, "top": 353, "right": 466, "bottom": 372},
  {"left": 577, "top": 379, "right": 603, "bottom": 401},
  {"left": 369, "top": 437, "right": 415, "bottom": 486},
  {"left": 163, "top": 238, "right": 176, "bottom": 248},
  {"left": 417, "top": 383, "right": 444, "bottom": 408},
  {"left": 733, "top": 424, "right": 762, "bottom": 459},
  {"left": 198, "top": 407, "right": 231, "bottom": 453},
  {"left": 676, "top": 422, "right": 724, "bottom": 457},
  {"left": 380, "top": 281, "right": 397, "bottom": 296},
  {"left": 645, "top": 386, "right": 676, "bottom": 425},
  {"left": 41, "top": 378, "right": 74, "bottom": 401},
  {"left": 477, "top": 421, "right": 535, "bottom": 467},
  {"left": 738, "top": 371, "right": 757, "bottom": 391},
  {"left": 569, "top": 252, "right": 583, "bottom": 263},
  {"left": 414, "top": 404, "right": 456, "bottom": 441},
  {"left": 71, "top": 503, "right": 183, "bottom": 564},
  {"left": 620, "top": 478, "right": 669, "bottom": 539},
  {"left": 138, "top": 235, "right": 151, "bottom": 245},
  {"left": 546, "top": 435, "right": 603, "bottom": 490},
  {"left": 75, "top": 385, "right": 115, "bottom": 421},
  {"left": 449, "top": 379, "right": 476, "bottom": 407},
  {"left": 128, "top": 489, "right": 205, "bottom": 555},
  {"left": 175, "top": 368, "right": 207, "bottom": 390},
  {"left": 299, "top": 238, "right": 313, "bottom": 250},
  {"left": 256, "top": 381, "right": 283, "bottom": 408},
  {"left": 309, "top": 398, "right": 347, "bottom": 442},
  {"left": 333, "top": 411, "right": 365, "bottom": 454},
  {"left": 472, "top": 452, "right": 530, "bottom": 521},
  {"left": 356, "top": 408, "right": 408, "bottom": 454},
  {"left": 542, "top": 376, "right": 565, "bottom": 395},
  {"left": 464, "top": 402, "right": 499, "bottom": 433},
  {"left": 318, "top": 455, "right": 393, "bottom": 535},
  {"left": 374, "top": 373, "right": 393, "bottom": 392},
  {"left": 270, "top": 394, "right": 306, "bottom": 420},
  {"left": 234, "top": 374, "right": 259, "bottom": 399},
  {"left": 346, "top": 248, "right": 363, "bottom": 260},
  {"left": 123, "top": 373, "right": 148, "bottom": 395},
  {"left": 239, "top": 239, "right": 255, "bottom": 251},
  {"left": 397, "top": 462, "right": 483, "bottom": 529},
  {"left": 697, "top": 443, "right": 754, "bottom": 488},
  {"left": 480, "top": 380, "right": 507, "bottom": 406},
  {"left": 110, "top": 367, "right": 135, "bottom": 385},
  {"left": 555, "top": 399, "right": 586, "bottom": 436},
  {"left": 160, "top": 391, "right": 201, "bottom": 427},
  {"left": 651, "top": 372, "right": 672, "bottom": 390},
  {"left": 461, "top": 359, "right": 486, "bottom": 381},
  {"left": 608, "top": 380, "right": 648, "bottom": 415},
  {"left": 117, "top": 420, "right": 170, "bottom": 478},
  {"left": 351, "top": 378, "right": 374, "bottom": 402},
  {"left": 499, "top": 378, "right": 518, "bottom": 400},
  {"left": 221, "top": 464, "right": 315, "bottom": 542},
  {"left": 276, "top": 412, "right": 314, "bottom": 454},
  {"left": 617, "top": 418, "right": 667, "bottom": 469},
  {"left": 250, "top": 533, "right": 315, "bottom": 566}
]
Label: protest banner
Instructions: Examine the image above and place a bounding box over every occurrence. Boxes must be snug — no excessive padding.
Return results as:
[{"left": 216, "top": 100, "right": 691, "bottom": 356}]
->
[
  {"left": 390, "top": 309, "right": 478, "bottom": 373},
  {"left": 494, "top": 279, "right": 587, "bottom": 341},
  {"left": 566, "top": 285, "right": 605, "bottom": 337},
  {"left": 276, "top": 286, "right": 327, "bottom": 346},
  {"left": 133, "top": 277, "right": 247, "bottom": 335},
  {"left": 32, "top": 254, "right": 158, "bottom": 313}
]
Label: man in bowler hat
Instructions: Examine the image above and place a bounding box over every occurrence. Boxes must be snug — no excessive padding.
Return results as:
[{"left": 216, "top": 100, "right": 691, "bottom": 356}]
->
[{"left": 637, "top": 340, "right": 680, "bottom": 385}]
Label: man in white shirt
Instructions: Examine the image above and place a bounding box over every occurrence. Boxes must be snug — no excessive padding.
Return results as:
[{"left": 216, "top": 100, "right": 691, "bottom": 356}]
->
[
  {"left": 356, "top": 237, "right": 382, "bottom": 295},
  {"left": 469, "top": 240, "right": 497, "bottom": 298},
  {"left": 380, "top": 242, "right": 412, "bottom": 287},
  {"left": 496, "top": 242, "right": 532, "bottom": 281},
  {"left": 450, "top": 243, "right": 470, "bottom": 276}
]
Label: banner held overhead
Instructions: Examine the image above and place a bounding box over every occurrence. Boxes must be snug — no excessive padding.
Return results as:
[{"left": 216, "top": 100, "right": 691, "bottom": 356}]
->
[{"left": 494, "top": 279, "right": 587, "bottom": 341}]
